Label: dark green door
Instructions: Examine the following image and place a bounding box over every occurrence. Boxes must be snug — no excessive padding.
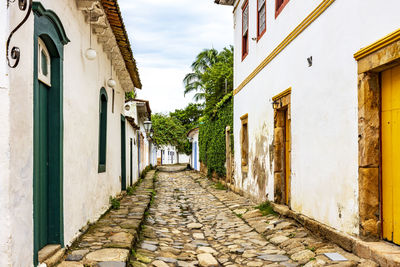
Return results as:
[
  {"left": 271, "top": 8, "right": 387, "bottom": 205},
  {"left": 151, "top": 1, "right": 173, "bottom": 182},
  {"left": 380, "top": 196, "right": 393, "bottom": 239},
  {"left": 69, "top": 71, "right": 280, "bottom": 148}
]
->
[
  {"left": 121, "top": 115, "right": 126, "bottom": 190},
  {"left": 38, "top": 82, "right": 49, "bottom": 249},
  {"left": 130, "top": 138, "right": 133, "bottom": 186}
]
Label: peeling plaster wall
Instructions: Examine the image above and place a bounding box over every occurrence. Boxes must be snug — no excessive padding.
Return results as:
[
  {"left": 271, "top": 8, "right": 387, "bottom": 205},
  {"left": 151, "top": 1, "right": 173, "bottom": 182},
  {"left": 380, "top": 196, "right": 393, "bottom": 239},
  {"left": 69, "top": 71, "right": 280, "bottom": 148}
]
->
[
  {"left": 0, "top": 1, "right": 12, "bottom": 266},
  {"left": 5, "top": 1, "right": 136, "bottom": 265},
  {"left": 233, "top": 0, "right": 400, "bottom": 235}
]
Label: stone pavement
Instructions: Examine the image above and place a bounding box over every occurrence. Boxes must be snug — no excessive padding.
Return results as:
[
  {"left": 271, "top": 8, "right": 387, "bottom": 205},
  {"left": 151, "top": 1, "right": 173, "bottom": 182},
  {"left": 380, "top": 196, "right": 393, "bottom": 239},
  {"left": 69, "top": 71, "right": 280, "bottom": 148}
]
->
[
  {"left": 131, "top": 169, "right": 379, "bottom": 267},
  {"left": 56, "top": 170, "right": 155, "bottom": 267}
]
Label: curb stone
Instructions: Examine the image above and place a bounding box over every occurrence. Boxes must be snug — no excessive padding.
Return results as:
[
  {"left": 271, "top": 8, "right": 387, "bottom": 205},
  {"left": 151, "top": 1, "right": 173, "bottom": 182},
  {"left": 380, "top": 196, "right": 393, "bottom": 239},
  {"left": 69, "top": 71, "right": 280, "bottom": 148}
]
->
[{"left": 56, "top": 170, "right": 156, "bottom": 267}]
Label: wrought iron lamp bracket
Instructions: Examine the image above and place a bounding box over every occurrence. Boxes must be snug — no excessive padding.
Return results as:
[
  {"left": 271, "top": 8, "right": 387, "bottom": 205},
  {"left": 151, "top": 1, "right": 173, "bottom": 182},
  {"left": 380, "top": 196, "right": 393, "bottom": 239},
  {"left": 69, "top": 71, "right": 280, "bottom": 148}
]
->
[{"left": 6, "top": 0, "right": 33, "bottom": 68}]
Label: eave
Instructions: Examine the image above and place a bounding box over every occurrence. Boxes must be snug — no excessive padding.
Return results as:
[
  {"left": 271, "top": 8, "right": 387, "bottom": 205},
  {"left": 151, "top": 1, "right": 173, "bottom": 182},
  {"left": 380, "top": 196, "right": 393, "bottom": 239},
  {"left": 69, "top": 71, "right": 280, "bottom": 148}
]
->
[
  {"left": 214, "top": 0, "right": 234, "bottom": 6},
  {"left": 100, "top": 0, "right": 142, "bottom": 89}
]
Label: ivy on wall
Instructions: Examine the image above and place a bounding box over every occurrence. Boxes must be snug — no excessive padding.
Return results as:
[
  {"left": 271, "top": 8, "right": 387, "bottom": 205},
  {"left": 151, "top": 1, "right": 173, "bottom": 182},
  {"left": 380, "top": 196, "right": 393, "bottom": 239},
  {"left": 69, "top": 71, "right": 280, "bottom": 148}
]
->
[{"left": 199, "top": 93, "right": 234, "bottom": 177}]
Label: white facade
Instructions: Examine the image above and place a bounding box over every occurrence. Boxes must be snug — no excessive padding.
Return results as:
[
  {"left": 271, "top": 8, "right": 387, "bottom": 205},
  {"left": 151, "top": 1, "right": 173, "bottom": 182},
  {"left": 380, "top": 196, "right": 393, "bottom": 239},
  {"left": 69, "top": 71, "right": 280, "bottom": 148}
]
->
[
  {"left": 188, "top": 128, "right": 200, "bottom": 171},
  {"left": 1, "top": 1, "right": 142, "bottom": 265},
  {"left": 124, "top": 99, "right": 155, "bottom": 185},
  {"left": 229, "top": 0, "right": 400, "bottom": 236},
  {"left": 0, "top": 1, "right": 11, "bottom": 265},
  {"left": 157, "top": 144, "right": 178, "bottom": 165}
]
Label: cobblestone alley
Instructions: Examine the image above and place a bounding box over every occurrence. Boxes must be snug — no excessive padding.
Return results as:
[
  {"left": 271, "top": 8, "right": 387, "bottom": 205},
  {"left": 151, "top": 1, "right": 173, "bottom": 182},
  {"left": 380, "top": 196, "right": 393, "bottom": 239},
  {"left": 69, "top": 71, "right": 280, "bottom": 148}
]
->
[{"left": 131, "top": 168, "right": 378, "bottom": 267}]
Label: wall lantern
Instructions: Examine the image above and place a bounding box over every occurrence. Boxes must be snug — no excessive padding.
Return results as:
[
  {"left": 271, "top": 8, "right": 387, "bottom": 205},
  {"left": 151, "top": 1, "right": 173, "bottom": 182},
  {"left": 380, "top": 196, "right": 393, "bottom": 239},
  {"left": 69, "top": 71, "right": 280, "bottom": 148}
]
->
[
  {"left": 107, "top": 78, "right": 116, "bottom": 88},
  {"left": 85, "top": 9, "right": 97, "bottom": 60},
  {"left": 144, "top": 120, "right": 152, "bottom": 134},
  {"left": 107, "top": 57, "right": 116, "bottom": 88}
]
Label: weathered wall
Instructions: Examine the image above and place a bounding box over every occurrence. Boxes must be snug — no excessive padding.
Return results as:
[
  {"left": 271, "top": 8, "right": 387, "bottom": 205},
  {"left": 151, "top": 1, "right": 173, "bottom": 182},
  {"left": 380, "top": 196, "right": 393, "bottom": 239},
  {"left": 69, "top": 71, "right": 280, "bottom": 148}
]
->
[
  {"left": 0, "top": 1, "right": 11, "bottom": 265},
  {"left": 232, "top": 0, "right": 400, "bottom": 235},
  {"left": 6, "top": 0, "right": 135, "bottom": 265}
]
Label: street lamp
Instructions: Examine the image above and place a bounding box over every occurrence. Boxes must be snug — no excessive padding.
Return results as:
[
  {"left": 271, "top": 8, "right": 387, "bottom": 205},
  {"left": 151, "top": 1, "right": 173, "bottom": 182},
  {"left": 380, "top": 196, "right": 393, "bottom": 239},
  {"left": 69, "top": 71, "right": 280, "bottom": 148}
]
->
[{"left": 144, "top": 120, "right": 152, "bottom": 134}]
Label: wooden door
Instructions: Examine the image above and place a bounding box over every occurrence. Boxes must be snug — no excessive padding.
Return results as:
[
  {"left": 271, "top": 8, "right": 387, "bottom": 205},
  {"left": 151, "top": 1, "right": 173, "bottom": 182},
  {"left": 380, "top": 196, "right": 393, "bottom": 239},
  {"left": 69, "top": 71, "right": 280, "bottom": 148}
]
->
[
  {"left": 194, "top": 142, "right": 198, "bottom": 170},
  {"left": 284, "top": 109, "right": 291, "bottom": 205},
  {"left": 382, "top": 65, "right": 400, "bottom": 245},
  {"left": 130, "top": 138, "right": 133, "bottom": 186},
  {"left": 121, "top": 116, "right": 126, "bottom": 190},
  {"left": 38, "top": 82, "right": 49, "bottom": 249}
]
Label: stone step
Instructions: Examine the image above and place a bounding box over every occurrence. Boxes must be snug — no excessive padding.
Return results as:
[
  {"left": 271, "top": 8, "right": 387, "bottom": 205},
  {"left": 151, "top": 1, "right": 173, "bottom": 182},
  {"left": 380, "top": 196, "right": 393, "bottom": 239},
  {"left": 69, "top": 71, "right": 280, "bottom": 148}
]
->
[
  {"left": 44, "top": 248, "right": 65, "bottom": 267},
  {"left": 38, "top": 244, "right": 61, "bottom": 263}
]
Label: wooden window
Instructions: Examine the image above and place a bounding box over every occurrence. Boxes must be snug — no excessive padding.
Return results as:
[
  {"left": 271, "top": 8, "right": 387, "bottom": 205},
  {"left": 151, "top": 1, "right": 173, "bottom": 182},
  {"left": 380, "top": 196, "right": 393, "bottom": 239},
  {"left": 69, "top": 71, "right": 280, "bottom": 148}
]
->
[
  {"left": 98, "top": 88, "right": 108, "bottom": 173},
  {"left": 257, "top": 0, "right": 266, "bottom": 40},
  {"left": 240, "top": 114, "right": 249, "bottom": 172},
  {"left": 275, "top": 0, "right": 289, "bottom": 18},
  {"left": 242, "top": 0, "right": 249, "bottom": 60}
]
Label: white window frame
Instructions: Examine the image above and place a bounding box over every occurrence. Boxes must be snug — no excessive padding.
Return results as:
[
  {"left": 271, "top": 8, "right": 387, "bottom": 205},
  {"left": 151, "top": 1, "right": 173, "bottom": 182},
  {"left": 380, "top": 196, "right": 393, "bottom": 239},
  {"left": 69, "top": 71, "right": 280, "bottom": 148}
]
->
[{"left": 38, "top": 38, "right": 51, "bottom": 86}]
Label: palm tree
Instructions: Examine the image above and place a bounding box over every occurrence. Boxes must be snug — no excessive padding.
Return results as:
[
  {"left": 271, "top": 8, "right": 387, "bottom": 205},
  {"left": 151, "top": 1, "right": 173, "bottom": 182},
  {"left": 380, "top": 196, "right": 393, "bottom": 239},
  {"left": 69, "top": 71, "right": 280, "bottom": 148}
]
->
[{"left": 183, "top": 48, "right": 219, "bottom": 101}]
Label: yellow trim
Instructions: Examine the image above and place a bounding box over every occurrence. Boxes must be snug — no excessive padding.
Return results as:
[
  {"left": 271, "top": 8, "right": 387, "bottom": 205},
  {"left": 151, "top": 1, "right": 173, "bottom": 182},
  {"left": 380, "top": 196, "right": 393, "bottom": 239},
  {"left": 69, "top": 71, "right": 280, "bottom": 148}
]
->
[
  {"left": 354, "top": 28, "right": 400, "bottom": 61},
  {"left": 240, "top": 113, "right": 248, "bottom": 120},
  {"left": 233, "top": 0, "right": 241, "bottom": 14},
  {"left": 272, "top": 88, "right": 292, "bottom": 101},
  {"left": 234, "top": 0, "right": 335, "bottom": 96}
]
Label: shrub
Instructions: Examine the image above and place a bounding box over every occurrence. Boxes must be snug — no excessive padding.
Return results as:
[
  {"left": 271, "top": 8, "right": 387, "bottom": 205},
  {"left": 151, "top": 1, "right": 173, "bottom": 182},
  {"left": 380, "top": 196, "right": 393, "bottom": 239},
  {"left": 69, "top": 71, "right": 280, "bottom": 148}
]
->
[{"left": 109, "top": 196, "right": 120, "bottom": 210}]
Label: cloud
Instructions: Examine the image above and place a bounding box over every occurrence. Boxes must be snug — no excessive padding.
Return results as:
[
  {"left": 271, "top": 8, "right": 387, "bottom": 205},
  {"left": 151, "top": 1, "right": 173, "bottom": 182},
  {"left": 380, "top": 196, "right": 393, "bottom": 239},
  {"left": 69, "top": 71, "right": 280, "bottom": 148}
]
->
[{"left": 118, "top": 0, "right": 233, "bottom": 113}]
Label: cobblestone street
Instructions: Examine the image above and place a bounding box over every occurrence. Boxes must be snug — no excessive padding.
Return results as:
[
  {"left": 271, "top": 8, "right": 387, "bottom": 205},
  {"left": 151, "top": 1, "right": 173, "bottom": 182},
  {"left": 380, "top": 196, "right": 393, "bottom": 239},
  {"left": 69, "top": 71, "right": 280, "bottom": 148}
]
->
[{"left": 132, "top": 169, "right": 378, "bottom": 267}]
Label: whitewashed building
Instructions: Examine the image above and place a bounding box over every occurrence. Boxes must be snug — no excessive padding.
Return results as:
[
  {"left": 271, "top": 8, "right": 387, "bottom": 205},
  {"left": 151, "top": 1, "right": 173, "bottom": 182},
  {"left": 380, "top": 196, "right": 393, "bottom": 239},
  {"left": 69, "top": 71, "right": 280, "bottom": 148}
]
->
[
  {"left": 156, "top": 144, "right": 189, "bottom": 165},
  {"left": 216, "top": 0, "right": 400, "bottom": 245},
  {"left": 187, "top": 127, "right": 200, "bottom": 171},
  {"left": 0, "top": 0, "right": 142, "bottom": 265},
  {"left": 124, "top": 98, "right": 156, "bottom": 186}
]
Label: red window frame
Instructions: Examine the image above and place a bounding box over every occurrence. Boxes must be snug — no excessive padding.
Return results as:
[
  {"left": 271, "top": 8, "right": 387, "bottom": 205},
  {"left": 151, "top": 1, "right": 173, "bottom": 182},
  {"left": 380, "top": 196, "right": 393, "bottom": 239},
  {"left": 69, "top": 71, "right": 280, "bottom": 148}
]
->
[
  {"left": 242, "top": 0, "right": 249, "bottom": 61},
  {"left": 275, "top": 0, "right": 289, "bottom": 18},
  {"left": 257, "top": 0, "right": 266, "bottom": 41}
]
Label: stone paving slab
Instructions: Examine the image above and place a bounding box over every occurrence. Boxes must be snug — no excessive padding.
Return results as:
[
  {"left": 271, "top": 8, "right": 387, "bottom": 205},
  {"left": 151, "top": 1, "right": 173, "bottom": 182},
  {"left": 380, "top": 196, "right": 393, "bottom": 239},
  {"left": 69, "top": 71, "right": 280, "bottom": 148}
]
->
[
  {"left": 57, "top": 170, "right": 155, "bottom": 267},
  {"left": 131, "top": 168, "right": 379, "bottom": 267}
]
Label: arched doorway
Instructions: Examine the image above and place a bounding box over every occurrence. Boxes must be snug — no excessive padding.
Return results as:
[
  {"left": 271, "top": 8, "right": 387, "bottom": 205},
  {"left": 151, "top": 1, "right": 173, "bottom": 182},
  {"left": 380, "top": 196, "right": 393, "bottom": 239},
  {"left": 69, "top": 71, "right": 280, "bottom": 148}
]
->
[{"left": 32, "top": 3, "right": 69, "bottom": 264}]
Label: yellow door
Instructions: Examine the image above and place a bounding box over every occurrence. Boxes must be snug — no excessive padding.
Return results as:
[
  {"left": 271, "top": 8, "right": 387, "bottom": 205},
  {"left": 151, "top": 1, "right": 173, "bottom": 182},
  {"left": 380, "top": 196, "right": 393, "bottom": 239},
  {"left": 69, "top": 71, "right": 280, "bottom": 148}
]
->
[
  {"left": 382, "top": 65, "right": 400, "bottom": 245},
  {"left": 285, "top": 109, "right": 291, "bottom": 205}
]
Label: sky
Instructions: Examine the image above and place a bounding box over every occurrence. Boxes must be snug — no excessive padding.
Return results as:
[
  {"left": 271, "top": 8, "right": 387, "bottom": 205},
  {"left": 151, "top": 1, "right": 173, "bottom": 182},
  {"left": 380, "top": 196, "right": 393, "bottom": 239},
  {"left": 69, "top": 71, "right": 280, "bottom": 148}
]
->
[{"left": 118, "top": 0, "right": 233, "bottom": 113}]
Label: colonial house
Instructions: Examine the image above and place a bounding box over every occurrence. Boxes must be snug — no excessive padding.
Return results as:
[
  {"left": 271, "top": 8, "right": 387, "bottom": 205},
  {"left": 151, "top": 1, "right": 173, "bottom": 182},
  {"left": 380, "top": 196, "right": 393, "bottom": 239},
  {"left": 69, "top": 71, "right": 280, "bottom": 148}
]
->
[
  {"left": 216, "top": 0, "right": 400, "bottom": 248},
  {"left": 0, "top": 0, "right": 142, "bottom": 266},
  {"left": 124, "top": 98, "right": 157, "bottom": 188},
  {"left": 187, "top": 127, "right": 200, "bottom": 171},
  {"left": 156, "top": 144, "right": 189, "bottom": 165}
]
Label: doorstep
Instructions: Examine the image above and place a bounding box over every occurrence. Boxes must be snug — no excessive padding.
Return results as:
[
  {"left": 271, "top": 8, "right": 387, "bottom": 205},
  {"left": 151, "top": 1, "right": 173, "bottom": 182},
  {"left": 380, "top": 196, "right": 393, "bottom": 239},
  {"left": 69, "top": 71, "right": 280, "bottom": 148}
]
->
[{"left": 271, "top": 203, "right": 400, "bottom": 267}]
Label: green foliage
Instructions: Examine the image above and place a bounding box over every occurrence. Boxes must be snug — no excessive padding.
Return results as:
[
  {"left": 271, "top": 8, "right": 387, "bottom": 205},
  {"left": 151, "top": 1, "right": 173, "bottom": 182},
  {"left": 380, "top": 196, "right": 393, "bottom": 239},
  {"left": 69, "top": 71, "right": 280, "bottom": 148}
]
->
[
  {"left": 170, "top": 103, "right": 204, "bottom": 131},
  {"left": 183, "top": 46, "right": 233, "bottom": 106},
  {"left": 125, "top": 91, "right": 135, "bottom": 100},
  {"left": 126, "top": 186, "right": 134, "bottom": 196},
  {"left": 140, "top": 165, "right": 153, "bottom": 180},
  {"left": 151, "top": 113, "right": 187, "bottom": 153},
  {"left": 184, "top": 46, "right": 234, "bottom": 176},
  {"left": 152, "top": 103, "right": 204, "bottom": 155},
  {"left": 214, "top": 182, "right": 227, "bottom": 190},
  {"left": 109, "top": 196, "right": 120, "bottom": 210},
  {"left": 199, "top": 94, "right": 233, "bottom": 177},
  {"left": 255, "top": 201, "right": 276, "bottom": 216}
]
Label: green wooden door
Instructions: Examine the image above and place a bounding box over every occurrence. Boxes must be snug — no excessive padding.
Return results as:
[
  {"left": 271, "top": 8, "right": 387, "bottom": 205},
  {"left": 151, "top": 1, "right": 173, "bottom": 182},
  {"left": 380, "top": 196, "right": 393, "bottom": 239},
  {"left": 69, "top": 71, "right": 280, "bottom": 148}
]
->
[
  {"left": 121, "top": 116, "right": 126, "bottom": 190},
  {"left": 38, "top": 81, "right": 49, "bottom": 249}
]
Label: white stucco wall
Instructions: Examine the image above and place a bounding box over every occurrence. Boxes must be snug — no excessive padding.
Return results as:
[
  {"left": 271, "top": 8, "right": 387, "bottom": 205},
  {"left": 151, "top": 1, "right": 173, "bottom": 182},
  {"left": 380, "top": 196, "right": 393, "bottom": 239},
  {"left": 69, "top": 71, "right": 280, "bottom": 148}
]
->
[
  {"left": 232, "top": 0, "right": 400, "bottom": 235},
  {"left": 191, "top": 132, "right": 200, "bottom": 171},
  {"left": 5, "top": 1, "right": 137, "bottom": 265},
  {"left": 0, "top": 1, "right": 11, "bottom": 266}
]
